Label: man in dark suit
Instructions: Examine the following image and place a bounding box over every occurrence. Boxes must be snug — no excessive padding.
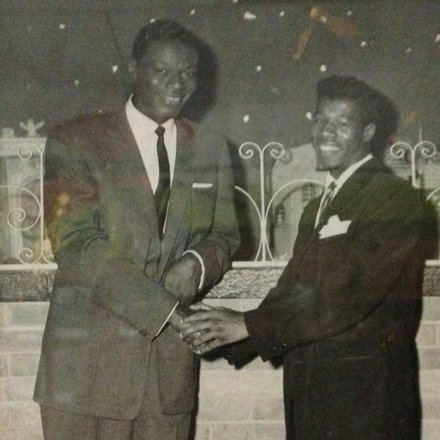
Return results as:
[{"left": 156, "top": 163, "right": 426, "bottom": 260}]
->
[
  {"left": 182, "top": 76, "right": 431, "bottom": 439},
  {"left": 34, "top": 20, "right": 239, "bottom": 440}
]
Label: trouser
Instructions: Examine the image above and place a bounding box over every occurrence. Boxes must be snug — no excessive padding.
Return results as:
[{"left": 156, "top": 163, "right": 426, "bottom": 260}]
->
[
  {"left": 40, "top": 363, "right": 193, "bottom": 440},
  {"left": 41, "top": 406, "right": 192, "bottom": 440}
]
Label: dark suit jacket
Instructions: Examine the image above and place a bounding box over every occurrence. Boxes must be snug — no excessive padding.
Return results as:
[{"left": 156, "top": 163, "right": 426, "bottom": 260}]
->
[
  {"left": 231, "top": 158, "right": 428, "bottom": 439},
  {"left": 34, "top": 110, "right": 240, "bottom": 419}
]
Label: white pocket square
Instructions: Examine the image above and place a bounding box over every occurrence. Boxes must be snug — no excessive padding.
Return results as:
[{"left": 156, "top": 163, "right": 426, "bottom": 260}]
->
[
  {"left": 192, "top": 182, "right": 213, "bottom": 189},
  {"left": 319, "top": 215, "right": 351, "bottom": 239}
]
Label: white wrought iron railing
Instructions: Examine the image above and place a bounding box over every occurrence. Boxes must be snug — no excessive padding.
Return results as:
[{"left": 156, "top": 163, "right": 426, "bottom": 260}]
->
[
  {"left": 233, "top": 131, "right": 440, "bottom": 267},
  {"left": 0, "top": 130, "right": 439, "bottom": 271},
  {"left": 234, "top": 141, "right": 324, "bottom": 267},
  {"left": 388, "top": 129, "right": 440, "bottom": 268},
  {"left": 389, "top": 129, "right": 439, "bottom": 200},
  {"left": 0, "top": 137, "right": 55, "bottom": 271}
]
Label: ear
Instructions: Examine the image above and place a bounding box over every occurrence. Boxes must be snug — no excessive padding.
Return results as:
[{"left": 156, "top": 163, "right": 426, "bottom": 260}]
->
[{"left": 363, "top": 123, "right": 376, "bottom": 143}]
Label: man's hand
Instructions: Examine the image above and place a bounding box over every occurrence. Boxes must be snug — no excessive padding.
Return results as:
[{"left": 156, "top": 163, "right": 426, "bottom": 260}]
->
[
  {"left": 168, "top": 304, "right": 188, "bottom": 333},
  {"left": 163, "top": 254, "right": 202, "bottom": 306},
  {"left": 180, "top": 302, "right": 249, "bottom": 354}
]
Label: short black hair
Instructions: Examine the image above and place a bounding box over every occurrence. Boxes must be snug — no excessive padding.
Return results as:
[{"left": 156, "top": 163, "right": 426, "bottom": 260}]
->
[
  {"left": 132, "top": 19, "right": 201, "bottom": 63},
  {"left": 316, "top": 76, "right": 399, "bottom": 159}
]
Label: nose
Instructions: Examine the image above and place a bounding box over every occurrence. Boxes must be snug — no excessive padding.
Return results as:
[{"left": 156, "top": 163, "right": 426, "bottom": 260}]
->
[
  {"left": 322, "top": 120, "right": 338, "bottom": 133},
  {"left": 321, "top": 119, "right": 338, "bottom": 137},
  {"left": 166, "top": 72, "right": 184, "bottom": 92}
]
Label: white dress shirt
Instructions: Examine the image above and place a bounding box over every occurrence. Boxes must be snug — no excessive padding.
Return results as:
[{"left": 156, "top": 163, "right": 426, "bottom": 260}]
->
[{"left": 126, "top": 98, "right": 177, "bottom": 192}]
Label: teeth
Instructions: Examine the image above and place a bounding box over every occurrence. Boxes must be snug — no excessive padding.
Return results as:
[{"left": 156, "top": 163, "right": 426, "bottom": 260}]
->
[
  {"left": 165, "top": 96, "right": 181, "bottom": 105},
  {"left": 319, "top": 144, "right": 339, "bottom": 152}
]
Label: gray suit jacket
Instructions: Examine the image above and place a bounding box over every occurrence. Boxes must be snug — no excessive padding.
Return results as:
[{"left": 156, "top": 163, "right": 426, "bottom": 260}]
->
[{"left": 34, "top": 110, "right": 239, "bottom": 419}]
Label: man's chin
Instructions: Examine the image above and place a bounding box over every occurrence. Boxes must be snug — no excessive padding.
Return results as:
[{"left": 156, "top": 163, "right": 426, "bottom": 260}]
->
[
  {"left": 315, "top": 162, "right": 339, "bottom": 173},
  {"left": 154, "top": 107, "right": 185, "bottom": 122},
  {"left": 315, "top": 162, "right": 332, "bottom": 172}
]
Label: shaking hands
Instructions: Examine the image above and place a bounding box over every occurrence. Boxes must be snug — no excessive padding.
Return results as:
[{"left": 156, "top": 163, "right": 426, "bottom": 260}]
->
[
  {"left": 164, "top": 254, "right": 248, "bottom": 354},
  {"left": 178, "top": 302, "right": 249, "bottom": 355}
]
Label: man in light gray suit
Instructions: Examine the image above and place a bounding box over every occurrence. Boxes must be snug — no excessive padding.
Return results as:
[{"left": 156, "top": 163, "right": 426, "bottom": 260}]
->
[{"left": 34, "top": 19, "right": 239, "bottom": 440}]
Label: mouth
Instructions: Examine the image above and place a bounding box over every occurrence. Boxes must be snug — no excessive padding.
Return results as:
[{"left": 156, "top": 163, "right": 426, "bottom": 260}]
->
[
  {"left": 318, "top": 143, "right": 340, "bottom": 154},
  {"left": 163, "top": 95, "right": 184, "bottom": 106}
]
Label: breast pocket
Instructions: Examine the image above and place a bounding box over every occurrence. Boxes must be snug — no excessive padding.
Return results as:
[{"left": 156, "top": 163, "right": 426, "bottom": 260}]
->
[{"left": 318, "top": 229, "right": 355, "bottom": 267}]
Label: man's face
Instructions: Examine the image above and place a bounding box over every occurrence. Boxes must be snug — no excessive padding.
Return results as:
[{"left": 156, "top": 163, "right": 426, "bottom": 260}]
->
[
  {"left": 132, "top": 40, "right": 198, "bottom": 123},
  {"left": 311, "top": 98, "right": 374, "bottom": 179}
]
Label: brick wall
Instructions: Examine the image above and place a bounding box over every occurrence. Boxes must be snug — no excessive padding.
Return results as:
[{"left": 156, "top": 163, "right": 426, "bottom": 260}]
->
[{"left": 1, "top": 297, "right": 440, "bottom": 440}]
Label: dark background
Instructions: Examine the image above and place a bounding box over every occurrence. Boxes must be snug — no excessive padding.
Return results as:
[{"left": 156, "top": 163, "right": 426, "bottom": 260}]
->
[
  {"left": 1, "top": 0, "right": 439, "bottom": 258},
  {"left": 1, "top": 0, "right": 439, "bottom": 143}
]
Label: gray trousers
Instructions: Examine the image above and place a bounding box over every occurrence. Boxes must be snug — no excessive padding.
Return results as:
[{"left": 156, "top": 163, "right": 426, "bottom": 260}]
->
[{"left": 40, "top": 362, "right": 192, "bottom": 440}]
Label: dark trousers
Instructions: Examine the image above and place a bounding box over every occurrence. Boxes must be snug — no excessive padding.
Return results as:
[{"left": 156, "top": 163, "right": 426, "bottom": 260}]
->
[{"left": 283, "top": 351, "right": 420, "bottom": 440}]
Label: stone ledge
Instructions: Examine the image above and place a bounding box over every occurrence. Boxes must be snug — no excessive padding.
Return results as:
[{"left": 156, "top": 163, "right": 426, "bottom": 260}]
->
[
  {"left": 210, "top": 263, "right": 440, "bottom": 298},
  {"left": 0, "top": 262, "right": 439, "bottom": 301},
  {"left": 0, "top": 270, "right": 52, "bottom": 302}
]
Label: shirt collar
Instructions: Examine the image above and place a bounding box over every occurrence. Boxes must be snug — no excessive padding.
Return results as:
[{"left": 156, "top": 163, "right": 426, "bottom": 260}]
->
[
  {"left": 125, "top": 96, "right": 175, "bottom": 133},
  {"left": 324, "top": 153, "right": 373, "bottom": 190}
]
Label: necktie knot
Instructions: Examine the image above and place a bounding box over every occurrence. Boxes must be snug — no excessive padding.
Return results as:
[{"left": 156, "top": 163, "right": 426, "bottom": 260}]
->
[
  {"left": 155, "top": 125, "right": 165, "bottom": 138},
  {"left": 323, "top": 181, "right": 336, "bottom": 200}
]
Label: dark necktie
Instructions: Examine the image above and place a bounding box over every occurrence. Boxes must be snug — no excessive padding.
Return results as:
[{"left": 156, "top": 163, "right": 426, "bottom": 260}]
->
[
  {"left": 317, "top": 181, "right": 336, "bottom": 227},
  {"left": 154, "top": 125, "right": 170, "bottom": 239}
]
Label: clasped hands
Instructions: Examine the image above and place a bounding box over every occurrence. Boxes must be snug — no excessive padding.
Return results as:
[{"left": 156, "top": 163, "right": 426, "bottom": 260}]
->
[
  {"left": 171, "top": 302, "right": 249, "bottom": 355},
  {"left": 164, "top": 253, "right": 248, "bottom": 354}
]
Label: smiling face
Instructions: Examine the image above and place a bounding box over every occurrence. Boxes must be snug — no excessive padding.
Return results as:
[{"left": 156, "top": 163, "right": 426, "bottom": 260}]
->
[
  {"left": 131, "top": 40, "right": 198, "bottom": 124},
  {"left": 311, "top": 98, "right": 375, "bottom": 179}
]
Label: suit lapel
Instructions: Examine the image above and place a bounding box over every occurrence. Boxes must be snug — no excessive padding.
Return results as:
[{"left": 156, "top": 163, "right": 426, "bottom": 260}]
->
[
  {"left": 105, "top": 111, "right": 159, "bottom": 243},
  {"left": 292, "top": 198, "right": 320, "bottom": 265},
  {"left": 325, "top": 158, "right": 384, "bottom": 222}
]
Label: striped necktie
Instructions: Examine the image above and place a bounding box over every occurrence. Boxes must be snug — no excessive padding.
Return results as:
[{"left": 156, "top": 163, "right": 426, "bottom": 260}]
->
[{"left": 316, "top": 181, "right": 337, "bottom": 227}]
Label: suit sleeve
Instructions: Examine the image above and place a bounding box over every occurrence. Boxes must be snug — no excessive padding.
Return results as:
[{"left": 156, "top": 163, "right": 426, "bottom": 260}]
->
[
  {"left": 189, "top": 140, "right": 240, "bottom": 290},
  {"left": 244, "top": 182, "right": 426, "bottom": 361},
  {"left": 44, "top": 135, "right": 178, "bottom": 339}
]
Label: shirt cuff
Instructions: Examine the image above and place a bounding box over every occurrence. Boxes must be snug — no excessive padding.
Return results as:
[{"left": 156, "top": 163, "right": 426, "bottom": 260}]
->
[
  {"left": 183, "top": 250, "right": 205, "bottom": 290},
  {"left": 155, "top": 301, "right": 179, "bottom": 338}
]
